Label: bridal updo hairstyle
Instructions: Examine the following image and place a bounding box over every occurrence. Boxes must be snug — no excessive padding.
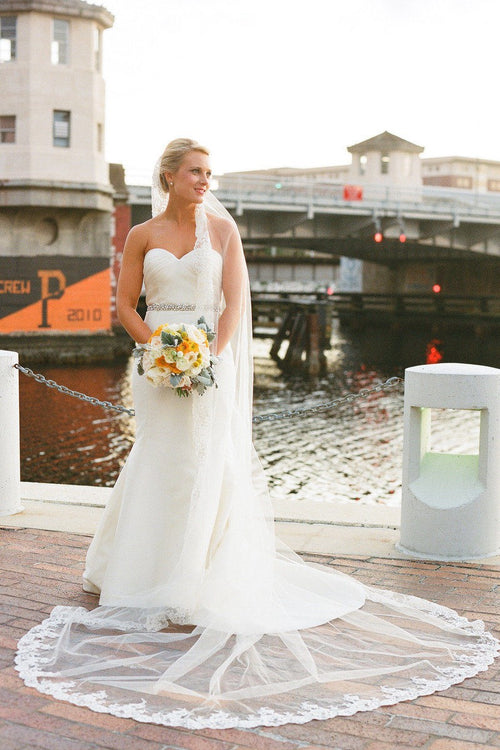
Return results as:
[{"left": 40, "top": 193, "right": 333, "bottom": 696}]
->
[{"left": 159, "top": 138, "right": 210, "bottom": 193}]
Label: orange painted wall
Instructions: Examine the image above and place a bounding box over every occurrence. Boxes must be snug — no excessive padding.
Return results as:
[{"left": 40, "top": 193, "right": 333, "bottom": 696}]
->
[{"left": 0, "top": 266, "right": 111, "bottom": 334}]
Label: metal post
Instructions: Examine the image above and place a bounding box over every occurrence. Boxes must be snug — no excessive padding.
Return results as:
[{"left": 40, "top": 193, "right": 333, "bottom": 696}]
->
[{"left": 0, "top": 350, "right": 23, "bottom": 516}]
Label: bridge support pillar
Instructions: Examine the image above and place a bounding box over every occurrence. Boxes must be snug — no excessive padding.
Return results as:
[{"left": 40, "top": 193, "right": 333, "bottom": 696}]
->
[
  {"left": 0, "top": 350, "right": 23, "bottom": 517},
  {"left": 398, "top": 363, "right": 500, "bottom": 560}
]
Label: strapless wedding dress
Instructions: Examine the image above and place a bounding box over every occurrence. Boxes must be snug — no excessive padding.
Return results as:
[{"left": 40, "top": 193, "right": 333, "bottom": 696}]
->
[{"left": 15, "top": 206, "right": 498, "bottom": 729}]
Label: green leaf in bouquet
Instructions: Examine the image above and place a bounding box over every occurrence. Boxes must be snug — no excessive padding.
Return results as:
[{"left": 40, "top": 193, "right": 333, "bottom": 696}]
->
[
  {"left": 161, "top": 331, "right": 180, "bottom": 347},
  {"left": 137, "top": 360, "right": 144, "bottom": 376},
  {"left": 197, "top": 371, "right": 212, "bottom": 386},
  {"left": 196, "top": 315, "right": 216, "bottom": 342}
]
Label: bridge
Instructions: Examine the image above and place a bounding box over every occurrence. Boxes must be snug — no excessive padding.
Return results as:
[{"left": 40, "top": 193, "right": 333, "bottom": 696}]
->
[
  {"left": 213, "top": 175, "right": 500, "bottom": 263},
  {"left": 129, "top": 176, "right": 500, "bottom": 300},
  {"left": 130, "top": 176, "right": 500, "bottom": 263}
]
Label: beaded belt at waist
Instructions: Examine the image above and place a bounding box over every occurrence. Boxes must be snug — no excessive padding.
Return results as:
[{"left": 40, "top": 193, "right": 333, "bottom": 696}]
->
[{"left": 146, "top": 302, "right": 219, "bottom": 313}]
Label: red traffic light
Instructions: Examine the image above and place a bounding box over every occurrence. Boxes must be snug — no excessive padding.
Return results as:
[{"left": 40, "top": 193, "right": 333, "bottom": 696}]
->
[
  {"left": 374, "top": 231, "right": 383, "bottom": 243},
  {"left": 432, "top": 283, "right": 442, "bottom": 294},
  {"left": 399, "top": 233, "right": 406, "bottom": 243}
]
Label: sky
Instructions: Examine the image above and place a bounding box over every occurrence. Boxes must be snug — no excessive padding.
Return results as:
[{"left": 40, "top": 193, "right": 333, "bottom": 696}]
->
[{"left": 100, "top": 0, "right": 500, "bottom": 183}]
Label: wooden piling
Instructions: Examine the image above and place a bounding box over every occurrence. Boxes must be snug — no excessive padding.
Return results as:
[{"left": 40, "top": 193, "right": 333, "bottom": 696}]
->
[{"left": 306, "top": 308, "right": 325, "bottom": 377}]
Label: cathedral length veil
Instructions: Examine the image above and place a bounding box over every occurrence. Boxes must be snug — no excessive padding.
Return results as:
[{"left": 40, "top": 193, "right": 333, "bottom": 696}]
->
[{"left": 15, "top": 163, "right": 499, "bottom": 729}]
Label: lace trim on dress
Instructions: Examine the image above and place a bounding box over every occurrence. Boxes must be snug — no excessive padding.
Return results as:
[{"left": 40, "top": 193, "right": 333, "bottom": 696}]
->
[{"left": 14, "top": 595, "right": 500, "bottom": 729}]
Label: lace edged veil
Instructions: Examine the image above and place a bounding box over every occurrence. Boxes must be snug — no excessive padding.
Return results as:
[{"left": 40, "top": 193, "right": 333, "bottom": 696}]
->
[{"left": 13, "top": 154, "right": 499, "bottom": 731}]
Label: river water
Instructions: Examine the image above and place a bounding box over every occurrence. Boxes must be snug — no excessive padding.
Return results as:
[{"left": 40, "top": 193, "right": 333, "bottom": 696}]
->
[{"left": 19, "top": 328, "right": 480, "bottom": 506}]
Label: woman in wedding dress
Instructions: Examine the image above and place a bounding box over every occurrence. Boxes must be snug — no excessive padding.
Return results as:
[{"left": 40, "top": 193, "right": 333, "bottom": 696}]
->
[{"left": 16, "top": 139, "right": 498, "bottom": 729}]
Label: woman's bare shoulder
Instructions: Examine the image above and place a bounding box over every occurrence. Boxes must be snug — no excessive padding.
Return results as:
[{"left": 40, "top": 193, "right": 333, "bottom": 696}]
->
[{"left": 125, "top": 217, "right": 157, "bottom": 249}]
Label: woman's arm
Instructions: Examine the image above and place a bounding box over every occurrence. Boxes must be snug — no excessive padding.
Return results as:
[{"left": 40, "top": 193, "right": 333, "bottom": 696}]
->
[
  {"left": 116, "top": 224, "right": 152, "bottom": 344},
  {"left": 216, "top": 223, "right": 248, "bottom": 355}
]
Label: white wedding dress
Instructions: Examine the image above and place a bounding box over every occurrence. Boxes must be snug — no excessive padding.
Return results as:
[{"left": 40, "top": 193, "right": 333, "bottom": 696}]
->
[{"left": 16, "top": 205, "right": 498, "bottom": 729}]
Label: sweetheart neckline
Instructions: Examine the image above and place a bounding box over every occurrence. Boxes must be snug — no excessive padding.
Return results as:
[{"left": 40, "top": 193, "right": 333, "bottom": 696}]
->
[
  {"left": 144, "top": 245, "right": 222, "bottom": 264},
  {"left": 144, "top": 246, "right": 198, "bottom": 262}
]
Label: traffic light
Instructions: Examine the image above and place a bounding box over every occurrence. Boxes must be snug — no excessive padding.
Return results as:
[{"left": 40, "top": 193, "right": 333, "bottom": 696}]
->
[
  {"left": 432, "top": 283, "right": 442, "bottom": 294},
  {"left": 399, "top": 233, "right": 406, "bottom": 243},
  {"left": 374, "top": 231, "right": 383, "bottom": 243}
]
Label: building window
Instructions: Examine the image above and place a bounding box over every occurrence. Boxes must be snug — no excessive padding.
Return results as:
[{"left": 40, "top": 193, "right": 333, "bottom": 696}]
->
[
  {"left": 0, "top": 16, "right": 17, "bottom": 62},
  {"left": 381, "top": 153, "right": 390, "bottom": 174},
  {"left": 51, "top": 19, "right": 69, "bottom": 64},
  {"left": 94, "top": 26, "right": 102, "bottom": 71},
  {"left": 359, "top": 154, "right": 367, "bottom": 176},
  {"left": 53, "top": 110, "right": 70, "bottom": 147},
  {"left": 487, "top": 179, "right": 500, "bottom": 192},
  {"left": 97, "top": 122, "right": 103, "bottom": 151},
  {"left": 0, "top": 115, "right": 15, "bottom": 142}
]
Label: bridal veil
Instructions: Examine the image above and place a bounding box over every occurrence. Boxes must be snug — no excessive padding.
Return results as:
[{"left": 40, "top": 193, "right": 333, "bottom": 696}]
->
[{"left": 15, "top": 160, "right": 499, "bottom": 729}]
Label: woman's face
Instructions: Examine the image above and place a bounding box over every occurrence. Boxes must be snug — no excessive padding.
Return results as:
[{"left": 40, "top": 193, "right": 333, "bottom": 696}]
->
[{"left": 167, "top": 151, "right": 212, "bottom": 204}]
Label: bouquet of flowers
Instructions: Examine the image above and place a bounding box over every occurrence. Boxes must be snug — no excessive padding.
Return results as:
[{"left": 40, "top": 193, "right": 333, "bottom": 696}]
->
[{"left": 133, "top": 317, "right": 218, "bottom": 397}]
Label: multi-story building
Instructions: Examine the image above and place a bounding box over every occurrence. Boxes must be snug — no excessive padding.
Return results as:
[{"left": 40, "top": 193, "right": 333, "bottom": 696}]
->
[
  {"left": 0, "top": 0, "right": 114, "bottom": 336},
  {"left": 224, "top": 131, "right": 500, "bottom": 195},
  {"left": 421, "top": 156, "right": 500, "bottom": 193}
]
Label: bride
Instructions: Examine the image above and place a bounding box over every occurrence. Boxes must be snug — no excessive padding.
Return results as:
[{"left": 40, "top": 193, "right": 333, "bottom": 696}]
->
[{"left": 15, "top": 138, "right": 498, "bottom": 729}]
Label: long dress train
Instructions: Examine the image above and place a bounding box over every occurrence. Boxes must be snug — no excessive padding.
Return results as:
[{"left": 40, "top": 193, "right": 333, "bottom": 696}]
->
[{"left": 15, "top": 204, "right": 498, "bottom": 729}]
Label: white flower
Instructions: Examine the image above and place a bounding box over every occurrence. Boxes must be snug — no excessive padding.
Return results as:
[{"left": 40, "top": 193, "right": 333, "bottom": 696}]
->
[
  {"left": 182, "top": 351, "right": 198, "bottom": 367},
  {"left": 142, "top": 350, "right": 155, "bottom": 371},
  {"left": 146, "top": 365, "right": 166, "bottom": 386},
  {"left": 199, "top": 349, "right": 211, "bottom": 367},
  {"left": 175, "top": 356, "right": 191, "bottom": 372},
  {"left": 160, "top": 348, "right": 177, "bottom": 364},
  {"left": 190, "top": 327, "right": 208, "bottom": 345}
]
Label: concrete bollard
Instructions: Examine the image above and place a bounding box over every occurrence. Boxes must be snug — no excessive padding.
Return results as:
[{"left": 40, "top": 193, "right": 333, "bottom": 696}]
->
[
  {"left": 0, "top": 350, "right": 23, "bottom": 516},
  {"left": 398, "top": 363, "right": 500, "bottom": 561}
]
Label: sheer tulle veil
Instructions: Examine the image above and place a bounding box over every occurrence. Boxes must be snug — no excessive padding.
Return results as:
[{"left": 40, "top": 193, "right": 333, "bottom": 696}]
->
[{"left": 14, "top": 154, "right": 499, "bottom": 730}]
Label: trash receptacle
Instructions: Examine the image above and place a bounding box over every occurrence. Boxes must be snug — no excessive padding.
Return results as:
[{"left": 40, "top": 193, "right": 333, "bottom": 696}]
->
[{"left": 397, "top": 362, "right": 500, "bottom": 561}]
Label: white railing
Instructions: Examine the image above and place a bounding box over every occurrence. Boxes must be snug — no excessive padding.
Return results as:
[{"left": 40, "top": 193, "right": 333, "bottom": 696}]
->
[{"left": 214, "top": 175, "right": 500, "bottom": 220}]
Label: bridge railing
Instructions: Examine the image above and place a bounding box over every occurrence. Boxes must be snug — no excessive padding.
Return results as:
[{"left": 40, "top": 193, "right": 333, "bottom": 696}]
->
[
  {"left": 251, "top": 291, "right": 500, "bottom": 320},
  {"left": 214, "top": 174, "right": 500, "bottom": 219}
]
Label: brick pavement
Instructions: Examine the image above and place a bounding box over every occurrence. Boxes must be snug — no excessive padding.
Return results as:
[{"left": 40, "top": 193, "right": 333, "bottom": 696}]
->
[{"left": 0, "top": 526, "right": 499, "bottom": 750}]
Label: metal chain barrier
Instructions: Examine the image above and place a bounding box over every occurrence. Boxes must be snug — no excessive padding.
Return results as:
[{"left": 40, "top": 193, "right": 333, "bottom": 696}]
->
[
  {"left": 252, "top": 376, "right": 403, "bottom": 423},
  {"left": 14, "top": 363, "right": 135, "bottom": 416},
  {"left": 14, "top": 363, "right": 403, "bottom": 424}
]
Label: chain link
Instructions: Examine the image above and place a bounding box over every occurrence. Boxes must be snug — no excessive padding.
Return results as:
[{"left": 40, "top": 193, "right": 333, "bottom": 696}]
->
[
  {"left": 252, "top": 377, "right": 403, "bottom": 423},
  {"left": 14, "top": 364, "right": 135, "bottom": 416},
  {"left": 14, "top": 363, "right": 403, "bottom": 423}
]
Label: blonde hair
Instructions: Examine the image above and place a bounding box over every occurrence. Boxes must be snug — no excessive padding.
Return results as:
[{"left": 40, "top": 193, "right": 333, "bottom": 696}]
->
[{"left": 159, "top": 138, "right": 210, "bottom": 192}]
